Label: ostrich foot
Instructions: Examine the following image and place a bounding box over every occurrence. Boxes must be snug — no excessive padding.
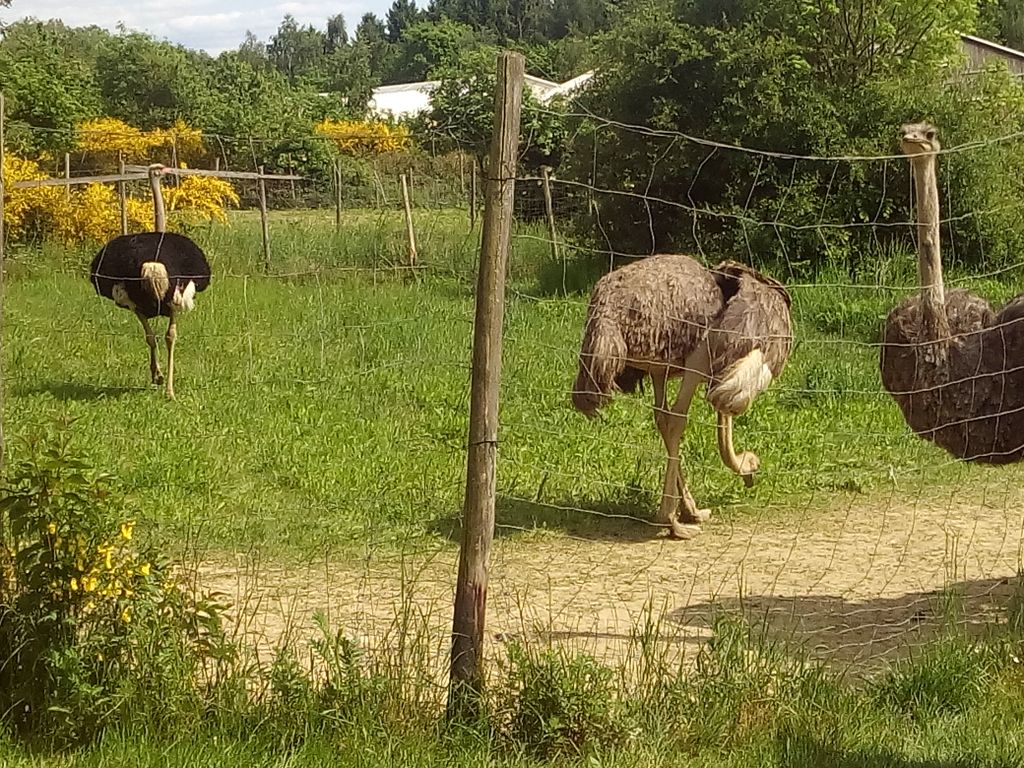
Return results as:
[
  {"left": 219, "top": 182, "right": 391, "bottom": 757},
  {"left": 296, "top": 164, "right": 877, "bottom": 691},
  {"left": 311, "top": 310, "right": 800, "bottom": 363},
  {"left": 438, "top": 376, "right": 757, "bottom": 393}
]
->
[
  {"left": 681, "top": 507, "right": 712, "bottom": 524},
  {"left": 677, "top": 479, "right": 712, "bottom": 524},
  {"left": 668, "top": 520, "right": 702, "bottom": 540}
]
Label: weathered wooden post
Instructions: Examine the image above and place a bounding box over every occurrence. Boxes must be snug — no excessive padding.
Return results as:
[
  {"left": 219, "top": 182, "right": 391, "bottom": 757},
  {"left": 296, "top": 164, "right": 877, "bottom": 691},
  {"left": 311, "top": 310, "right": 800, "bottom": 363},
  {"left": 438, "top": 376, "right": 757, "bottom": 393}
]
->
[
  {"left": 334, "top": 158, "right": 342, "bottom": 230},
  {"left": 401, "top": 172, "right": 417, "bottom": 268},
  {"left": 0, "top": 93, "right": 7, "bottom": 467},
  {"left": 541, "top": 166, "right": 560, "bottom": 263},
  {"left": 469, "top": 159, "right": 477, "bottom": 228},
  {"left": 63, "top": 153, "right": 70, "bottom": 202},
  {"left": 258, "top": 165, "right": 271, "bottom": 272},
  {"left": 117, "top": 152, "right": 129, "bottom": 235},
  {"left": 447, "top": 50, "right": 524, "bottom": 720}
]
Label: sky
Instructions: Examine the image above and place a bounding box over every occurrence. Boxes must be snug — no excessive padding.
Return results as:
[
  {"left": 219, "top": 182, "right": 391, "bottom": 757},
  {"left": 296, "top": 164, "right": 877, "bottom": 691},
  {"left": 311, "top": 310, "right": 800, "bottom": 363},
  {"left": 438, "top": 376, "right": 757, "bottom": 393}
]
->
[{"left": 0, "top": 0, "right": 393, "bottom": 54}]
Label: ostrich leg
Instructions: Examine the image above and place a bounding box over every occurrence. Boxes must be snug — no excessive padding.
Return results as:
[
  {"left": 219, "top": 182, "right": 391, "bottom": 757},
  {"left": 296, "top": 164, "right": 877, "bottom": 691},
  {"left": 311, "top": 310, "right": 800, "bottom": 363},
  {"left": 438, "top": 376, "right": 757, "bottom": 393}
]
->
[
  {"left": 136, "top": 311, "right": 164, "bottom": 385},
  {"left": 652, "top": 354, "right": 711, "bottom": 539},
  {"left": 165, "top": 312, "right": 178, "bottom": 400}
]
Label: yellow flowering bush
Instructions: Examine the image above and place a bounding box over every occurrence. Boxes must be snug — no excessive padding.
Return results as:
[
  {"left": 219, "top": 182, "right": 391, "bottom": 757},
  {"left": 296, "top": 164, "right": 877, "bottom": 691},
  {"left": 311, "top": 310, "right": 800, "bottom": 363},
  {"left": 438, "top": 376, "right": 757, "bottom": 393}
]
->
[
  {"left": 2, "top": 150, "right": 236, "bottom": 244},
  {"left": 76, "top": 117, "right": 206, "bottom": 165},
  {"left": 2, "top": 154, "right": 62, "bottom": 239},
  {"left": 0, "top": 421, "right": 231, "bottom": 745},
  {"left": 152, "top": 119, "right": 205, "bottom": 163},
  {"left": 48, "top": 183, "right": 153, "bottom": 244},
  {"left": 166, "top": 174, "right": 240, "bottom": 224},
  {"left": 75, "top": 117, "right": 155, "bottom": 160},
  {"left": 315, "top": 118, "right": 412, "bottom": 155}
]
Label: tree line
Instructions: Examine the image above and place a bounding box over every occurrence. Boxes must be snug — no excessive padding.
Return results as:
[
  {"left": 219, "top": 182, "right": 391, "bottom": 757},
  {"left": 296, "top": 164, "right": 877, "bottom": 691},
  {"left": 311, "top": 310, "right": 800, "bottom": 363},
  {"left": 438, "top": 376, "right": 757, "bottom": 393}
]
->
[{"left": 2, "top": 0, "right": 1024, "bottom": 274}]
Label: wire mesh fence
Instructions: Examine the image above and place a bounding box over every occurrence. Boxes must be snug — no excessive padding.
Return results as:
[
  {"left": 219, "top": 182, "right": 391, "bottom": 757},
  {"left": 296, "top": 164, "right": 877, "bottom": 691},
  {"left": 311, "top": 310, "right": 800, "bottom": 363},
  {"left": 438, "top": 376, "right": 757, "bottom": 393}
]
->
[{"left": 3, "top": 85, "right": 1024, "bottom": 700}]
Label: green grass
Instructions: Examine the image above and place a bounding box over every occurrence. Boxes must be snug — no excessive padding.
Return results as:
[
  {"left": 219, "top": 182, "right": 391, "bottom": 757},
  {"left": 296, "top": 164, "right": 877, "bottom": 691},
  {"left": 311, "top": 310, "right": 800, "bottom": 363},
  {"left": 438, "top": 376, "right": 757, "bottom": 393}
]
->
[
  {"left": 3, "top": 617, "right": 1024, "bottom": 767},
  {"left": 6, "top": 198, "right": 1024, "bottom": 765},
  {"left": 4, "top": 207, "right": 1022, "bottom": 557}
]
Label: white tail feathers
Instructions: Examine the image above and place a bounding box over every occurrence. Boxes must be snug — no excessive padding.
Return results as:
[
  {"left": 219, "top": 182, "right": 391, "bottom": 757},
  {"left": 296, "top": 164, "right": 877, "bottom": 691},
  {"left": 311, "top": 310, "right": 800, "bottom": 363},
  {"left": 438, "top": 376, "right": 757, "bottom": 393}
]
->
[
  {"left": 140, "top": 262, "right": 170, "bottom": 304},
  {"left": 173, "top": 280, "right": 197, "bottom": 311},
  {"left": 706, "top": 349, "right": 774, "bottom": 415}
]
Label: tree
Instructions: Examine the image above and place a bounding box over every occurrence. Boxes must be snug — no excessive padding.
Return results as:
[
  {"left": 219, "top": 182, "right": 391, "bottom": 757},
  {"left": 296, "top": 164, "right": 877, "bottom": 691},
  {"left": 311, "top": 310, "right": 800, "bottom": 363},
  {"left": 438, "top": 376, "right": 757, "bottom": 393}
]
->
[
  {"left": 268, "top": 14, "right": 327, "bottom": 85},
  {"left": 356, "top": 13, "right": 392, "bottom": 79},
  {"left": 566, "top": 0, "right": 1017, "bottom": 274},
  {"left": 389, "top": 19, "right": 481, "bottom": 81},
  {"left": 979, "top": 0, "right": 1024, "bottom": 50},
  {"left": 387, "top": 0, "right": 424, "bottom": 42},
  {"left": 427, "top": 46, "right": 568, "bottom": 169},
  {"left": 237, "top": 30, "right": 268, "bottom": 70},
  {"left": 0, "top": 20, "right": 104, "bottom": 152},
  {"left": 95, "top": 32, "right": 213, "bottom": 129},
  {"left": 326, "top": 13, "right": 349, "bottom": 51}
]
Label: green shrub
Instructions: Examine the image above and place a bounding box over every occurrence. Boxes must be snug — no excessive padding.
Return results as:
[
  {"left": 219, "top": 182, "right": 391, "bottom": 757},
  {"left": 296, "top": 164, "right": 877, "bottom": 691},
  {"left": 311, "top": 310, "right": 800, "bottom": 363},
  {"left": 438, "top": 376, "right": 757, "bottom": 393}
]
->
[
  {"left": 497, "top": 642, "right": 626, "bottom": 758},
  {"left": 0, "top": 420, "right": 232, "bottom": 746}
]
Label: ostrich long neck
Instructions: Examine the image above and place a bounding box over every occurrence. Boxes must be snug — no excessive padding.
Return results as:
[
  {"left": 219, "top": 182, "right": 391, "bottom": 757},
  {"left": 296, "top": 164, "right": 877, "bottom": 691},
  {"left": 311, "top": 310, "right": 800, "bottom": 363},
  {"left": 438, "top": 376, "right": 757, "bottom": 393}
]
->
[{"left": 911, "top": 154, "right": 949, "bottom": 340}]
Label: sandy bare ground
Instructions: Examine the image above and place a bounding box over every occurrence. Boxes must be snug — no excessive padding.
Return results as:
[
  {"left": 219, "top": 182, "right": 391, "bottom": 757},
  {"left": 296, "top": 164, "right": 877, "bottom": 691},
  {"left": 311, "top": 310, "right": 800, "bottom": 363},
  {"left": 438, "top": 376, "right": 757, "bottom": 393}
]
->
[{"left": 197, "top": 477, "right": 1024, "bottom": 677}]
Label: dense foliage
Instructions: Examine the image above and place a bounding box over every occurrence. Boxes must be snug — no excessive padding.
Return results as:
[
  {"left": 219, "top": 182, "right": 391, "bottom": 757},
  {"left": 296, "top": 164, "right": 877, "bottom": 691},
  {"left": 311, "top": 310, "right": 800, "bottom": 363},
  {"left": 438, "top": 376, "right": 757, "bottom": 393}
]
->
[
  {"left": 565, "top": 0, "right": 1024, "bottom": 274},
  {"left": 2, "top": 0, "right": 1024, "bottom": 269}
]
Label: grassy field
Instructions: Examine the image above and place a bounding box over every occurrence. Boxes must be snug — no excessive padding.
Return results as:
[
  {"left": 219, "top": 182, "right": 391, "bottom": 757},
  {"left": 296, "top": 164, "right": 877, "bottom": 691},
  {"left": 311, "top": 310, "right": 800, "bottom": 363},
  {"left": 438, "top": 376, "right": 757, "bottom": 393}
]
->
[
  {"left": 6, "top": 207, "right": 1024, "bottom": 764},
  {"left": 4, "top": 206, "right": 1023, "bottom": 557}
]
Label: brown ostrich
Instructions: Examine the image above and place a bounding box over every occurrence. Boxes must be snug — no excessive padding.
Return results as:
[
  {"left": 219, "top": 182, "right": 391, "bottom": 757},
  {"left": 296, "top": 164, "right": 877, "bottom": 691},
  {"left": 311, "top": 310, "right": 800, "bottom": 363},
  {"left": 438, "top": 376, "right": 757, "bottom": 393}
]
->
[
  {"left": 572, "top": 255, "right": 793, "bottom": 539},
  {"left": 880, "top": 122, "right": 1024, "bottom": 462}
]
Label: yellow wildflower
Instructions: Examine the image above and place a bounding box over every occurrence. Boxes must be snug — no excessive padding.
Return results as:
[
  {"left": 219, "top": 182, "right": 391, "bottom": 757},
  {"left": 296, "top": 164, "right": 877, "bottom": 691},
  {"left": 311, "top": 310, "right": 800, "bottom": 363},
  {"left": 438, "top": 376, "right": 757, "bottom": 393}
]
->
[
  {"left": 70, "top": 577, "right": 79, "bottom": 591},
  {"left": 120, "top": 520, "right": 135, "bottom": 541},
  {"left": 46, "top": 522, "right": 57, "bottom": 535},
  {"left": 120, "top": 607, "right": 132, "bottom": 624},
  {"left": 139, "top": 562, "right": 151, "bottom": 577},
  {"left": 82, "top": 575, "right": 98, "bottom": 592}
]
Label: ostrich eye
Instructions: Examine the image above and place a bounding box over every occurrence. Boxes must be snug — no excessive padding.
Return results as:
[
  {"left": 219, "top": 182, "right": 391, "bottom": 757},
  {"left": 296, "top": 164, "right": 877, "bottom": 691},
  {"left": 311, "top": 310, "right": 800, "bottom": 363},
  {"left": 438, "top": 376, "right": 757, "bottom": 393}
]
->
[{"left": 925, "top": 129, "right": 936, "bottom": 141}]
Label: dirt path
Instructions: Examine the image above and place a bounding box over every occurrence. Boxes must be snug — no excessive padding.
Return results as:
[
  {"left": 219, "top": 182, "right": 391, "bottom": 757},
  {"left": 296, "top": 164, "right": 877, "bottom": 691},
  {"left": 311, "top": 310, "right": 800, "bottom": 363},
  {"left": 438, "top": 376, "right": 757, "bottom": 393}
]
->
[{"left": 198, "top": 478, "right": 1024, "bottom": 674}]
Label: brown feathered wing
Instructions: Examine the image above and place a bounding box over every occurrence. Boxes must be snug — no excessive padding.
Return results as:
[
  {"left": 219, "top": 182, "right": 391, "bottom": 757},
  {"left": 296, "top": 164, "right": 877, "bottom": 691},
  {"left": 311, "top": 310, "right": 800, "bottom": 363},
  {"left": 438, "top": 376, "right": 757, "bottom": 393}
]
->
[{"left": 704, "top": 261, "right": 793, "bottom": 415}]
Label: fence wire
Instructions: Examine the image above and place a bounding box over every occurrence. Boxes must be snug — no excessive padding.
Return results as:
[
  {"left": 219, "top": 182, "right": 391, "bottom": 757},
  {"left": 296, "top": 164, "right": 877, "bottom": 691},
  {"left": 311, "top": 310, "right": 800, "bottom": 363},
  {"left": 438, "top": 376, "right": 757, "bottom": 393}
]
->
[{"left": 5, "top": 116, "right": 1024, "bottom": 684}]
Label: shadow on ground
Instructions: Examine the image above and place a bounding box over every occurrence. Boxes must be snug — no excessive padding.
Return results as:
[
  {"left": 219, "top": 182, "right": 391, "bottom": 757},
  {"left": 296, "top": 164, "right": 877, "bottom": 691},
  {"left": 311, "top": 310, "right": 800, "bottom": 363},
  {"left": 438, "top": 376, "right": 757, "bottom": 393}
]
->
[
  {"left": 777, "top": 730, "right": 1020, "bottom": 768},
  {"left": 15, "top": 381, "right": 146, "bottom": 401},
  {"left": 668, "top": 575, "right": 1021, "bottom": 670},
  {"left": 428, "top": 494, "right": 672, "bottom": 544}
]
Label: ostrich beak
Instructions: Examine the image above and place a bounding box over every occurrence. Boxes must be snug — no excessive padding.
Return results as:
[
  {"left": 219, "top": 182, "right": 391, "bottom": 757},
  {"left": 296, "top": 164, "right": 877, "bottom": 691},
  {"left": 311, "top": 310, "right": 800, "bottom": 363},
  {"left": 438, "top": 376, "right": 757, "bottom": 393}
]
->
[{"left": 743, "top": 472, "right": 755, "bottom": 488}]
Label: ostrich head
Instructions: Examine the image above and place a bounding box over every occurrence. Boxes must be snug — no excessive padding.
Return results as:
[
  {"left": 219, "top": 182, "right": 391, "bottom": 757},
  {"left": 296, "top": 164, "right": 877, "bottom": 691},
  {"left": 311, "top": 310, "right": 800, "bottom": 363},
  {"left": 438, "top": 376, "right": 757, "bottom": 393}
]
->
[
  {"left": 899, "top": 122, "right": 940, "bottom": 157},
  {"left": 736, "top": 451, "right": 759, "bottom": 487}
]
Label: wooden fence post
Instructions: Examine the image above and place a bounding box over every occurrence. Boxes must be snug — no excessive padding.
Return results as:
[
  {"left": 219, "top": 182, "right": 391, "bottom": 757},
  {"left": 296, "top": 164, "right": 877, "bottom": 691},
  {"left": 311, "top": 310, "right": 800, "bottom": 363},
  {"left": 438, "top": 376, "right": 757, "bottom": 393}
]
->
[
  {"left": 258, "top": 165, "right": 271, "bottom": 272},
  {"left": 117, "top": 152, "right": 128, "bottom": 235},
  {"left": 334, "top": 158, "right": 342, "bottom": 230},
  {"left": 147, "top": 164, "right": 166, "bottom": 232},
  {"left": 63, "top": 153, "right": 70, "bottom": 201},
  {"left": 0, "top": 93, "right": 7, "bottom": 468},
  {"left": 447, "top": 50, "right": 524, "bottom": 720},
  {"left": 541, "top": 166, "right": 560, "bottom": 264},
  {"left": 469, "top": 159, "right": 477, "bottom": 228},
  {"left": 401, "top": 172, "right": 417, "bottom": 268}
]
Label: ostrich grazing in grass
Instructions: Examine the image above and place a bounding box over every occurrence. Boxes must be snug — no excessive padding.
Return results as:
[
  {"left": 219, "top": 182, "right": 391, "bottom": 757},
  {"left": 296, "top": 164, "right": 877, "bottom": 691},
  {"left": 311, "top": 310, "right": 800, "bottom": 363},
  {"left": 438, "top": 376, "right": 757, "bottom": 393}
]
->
[
  {"left": 89, "top": 231, "right": 211, "bottom": 400},
  {"left": 880, "top": 122, "right": 1024, "bottom": 462},
  {"left": 572, "top": 255, "right": 793, "bottom": 539}
]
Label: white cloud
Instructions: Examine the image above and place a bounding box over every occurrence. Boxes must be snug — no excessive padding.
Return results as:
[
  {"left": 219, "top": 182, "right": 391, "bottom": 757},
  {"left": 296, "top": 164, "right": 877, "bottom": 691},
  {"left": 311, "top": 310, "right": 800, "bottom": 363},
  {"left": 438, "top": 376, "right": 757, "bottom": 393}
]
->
[{"left": 0, "top": 0, "right": 392, "bottom": 54}]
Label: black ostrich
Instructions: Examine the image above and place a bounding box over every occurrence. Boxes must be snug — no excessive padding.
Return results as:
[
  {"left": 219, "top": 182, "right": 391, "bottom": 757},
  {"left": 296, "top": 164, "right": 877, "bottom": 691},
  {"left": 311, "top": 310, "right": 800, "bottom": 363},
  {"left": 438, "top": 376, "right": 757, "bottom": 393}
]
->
[{"left": 89, "top": 231, "right": 211, "bottom": 399}]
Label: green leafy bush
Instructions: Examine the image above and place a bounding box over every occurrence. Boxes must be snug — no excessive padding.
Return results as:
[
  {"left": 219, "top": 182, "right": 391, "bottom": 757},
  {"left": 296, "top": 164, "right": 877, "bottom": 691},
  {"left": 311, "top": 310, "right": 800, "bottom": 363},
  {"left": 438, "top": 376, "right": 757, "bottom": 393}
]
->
[
  {"left": 0, "top": 420, "right": 231, "bottom": 746},
  {"left": 497, "top": 642, "right": 625, "bottom": 758}
]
